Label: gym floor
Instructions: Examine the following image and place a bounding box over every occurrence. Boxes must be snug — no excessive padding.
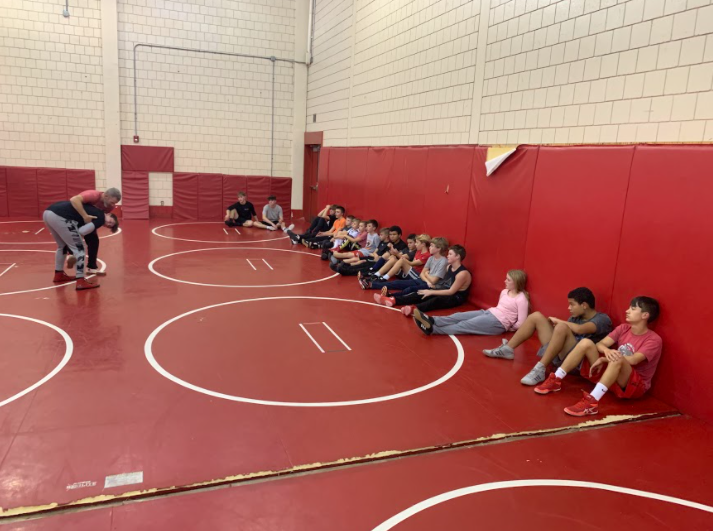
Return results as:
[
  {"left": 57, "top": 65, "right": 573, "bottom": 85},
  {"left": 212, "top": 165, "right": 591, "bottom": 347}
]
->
[{"left": 0, "top": 219, "right": 710, "bottom": 529}]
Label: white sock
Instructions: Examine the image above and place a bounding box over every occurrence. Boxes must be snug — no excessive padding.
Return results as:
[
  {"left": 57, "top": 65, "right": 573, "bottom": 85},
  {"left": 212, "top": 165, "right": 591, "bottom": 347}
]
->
[
  {"left": 590, "top": 383, "right": 608, "bottom": 401},
  {"left": 382, "top": 274, "right": 390, "bottom": 280},
  {"left": 555, "top": 367, "right": 567, "bottom": 379}
]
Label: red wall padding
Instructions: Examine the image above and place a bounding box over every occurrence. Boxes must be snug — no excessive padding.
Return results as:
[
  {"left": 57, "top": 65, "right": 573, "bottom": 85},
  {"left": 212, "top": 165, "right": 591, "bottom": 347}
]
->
[
  {"left": 246, "top": 177, "right": 272, "bottom": 214},
  {"left": 363, "top": 148, "right": 393, "bottom": 229},
  {"left": 422, "top": 146, "right": 475, "bottom": 245},
  {"left": 66, "top": 170, "right": 96, "bottom": 197},
  {"left": 270, "top": 177, "right": 293, "bottom": 220},
  {"left": 326, "top": 148, "right": 348, "bottom": 209},
  {"left": 121, "top": 171, "right": 150, "bottom": 220},
  {"left": 397, "top": 148, "right": 430, "bottom": 234},
  {"left": 223, "top": 175, "right": 248, "bottom": 210},
  {"left": 7, "top": 167, "right": 39, "bottom": 217},
  {"left": 611, "top": 145, "right": 713, "bottom": 422},
  {"left": 197, "top": 174, "right": 223, "bottom": 221},
  {"left": 344, "top": 148, "right": 369, "bottom": 217},
  {"left": 0, "top": 168, "right": 8, "bottom": 217},
  {"left": 172, "top": 173, "right": 199, "bottom": 220},
  {"left": 523, "top": 146, "right": 635, "bottom": 317},
  {"left": 121, "top": 145, "right": 174, "bottom": 172},
  {"left": 37, "top": 169, "right": 68, "bottom": 211},
  {"left": 463, "top": 146, "right": 537, "bottom": 310}
]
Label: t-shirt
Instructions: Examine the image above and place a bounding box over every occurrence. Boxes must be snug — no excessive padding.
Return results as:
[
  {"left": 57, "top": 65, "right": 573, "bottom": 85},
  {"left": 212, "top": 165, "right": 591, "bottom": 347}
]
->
[
  {"left": 363, "top": 232, "right": 380, "bottom": 253},
  {"left": 569, "top": 312, "right": 612, "bottom": 343},
  {"left": 412, "top": 249, "right": 431, "bottom": 273},
  {"left": 347, "top": 227, "right": 360, "bottom": 238},
  {"left": 352, "top": 231, "right": 367, "bottom": 246},
  {"left": 325, "top": 215, "right": 337, "bottom": 230},
  {"left": 79, "top": 190, "right": 114, "bottom": 213},
  {"left": 262, "top": 204, "right": 283, "bottom": 222},
  {"left": 608, "top": 324, "right": 663, "bottom": 391},
  {"left": 227, "top": 200, "right": 257, "bottom": 220},
  {"left": 375, "top": 239, "right": 391, "bottom": 256},
  {"left": 47, "top": 201, "right": 106, "bottom": 230},
  {"left": 424, "top": 255, "right": 447, "bottom": 280},
  {"left": 392, "top": 239, "right": 408, "bottom": 252},
  {"left": 405, "top": 249, "right": 417, "bottom": 261},
  {"left": 489, "top": 289, "right": 529, "bottom": 331},
  {"left": 331, "top": 217, "right": 347, "bottom": 232}
]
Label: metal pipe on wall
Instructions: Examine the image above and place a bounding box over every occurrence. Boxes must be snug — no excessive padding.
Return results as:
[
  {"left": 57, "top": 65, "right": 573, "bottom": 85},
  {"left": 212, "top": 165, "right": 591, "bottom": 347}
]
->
[{"left": 132, "top": 44, "right": 307, "bottom": 178}]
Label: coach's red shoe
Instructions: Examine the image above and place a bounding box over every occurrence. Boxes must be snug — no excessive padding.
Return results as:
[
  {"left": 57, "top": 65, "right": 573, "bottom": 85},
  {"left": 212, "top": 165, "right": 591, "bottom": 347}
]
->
[
  {"left": 53, "top": 271, "right": 76, "bottom": 282},
  {"left": 534, "top": 373, "right": 562, "bottom": 395},
  {"left": 564, "top": 391, "right": 599, "bottom": 417},
  {"left": 76, "top": 278, "right": 100, "bottom": 291},
  {"left": 373, "top": 293, "right": 395, "bottom": 307}
]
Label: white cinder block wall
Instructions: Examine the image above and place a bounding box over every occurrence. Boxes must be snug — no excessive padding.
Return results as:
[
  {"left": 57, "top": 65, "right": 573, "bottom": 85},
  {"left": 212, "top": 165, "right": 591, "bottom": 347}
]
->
[
  {"left": 307, "top": 0, "right": 713, "bottom": 145},
  {"left": 0, "top": 0, "right": 107, "bottom": 188},
  {"left": 117, "top": 0, "right": 297, "bottom": 186}
]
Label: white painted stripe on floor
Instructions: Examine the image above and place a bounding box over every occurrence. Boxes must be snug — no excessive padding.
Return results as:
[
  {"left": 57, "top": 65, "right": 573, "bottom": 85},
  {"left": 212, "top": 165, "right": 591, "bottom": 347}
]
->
[
  {"left": 223, "top": 228, "right": 228, "bottom": 234},
  {"left": 104, "top": 471, "right": 144, "bottom": 489},
  {"left": 298, "top": 323, "right": 325, "bottom": 353},
  {"left": 246, "top": 259, "right": 257, "bottom": 271},
  {"left": 234, "top": 228, "right": 241, "bottom": 235},
  {"left": 34, "top": 227, "right": 44, "bottom": 235},
  {"left": 321, "top": 322, "right": 352, "bottom": 351},
  {"left": 0, "top": 263, "right": 16, "bottom": 278},
  {"left": 262, "top": 259, "right": 273, "bottom": 270}
]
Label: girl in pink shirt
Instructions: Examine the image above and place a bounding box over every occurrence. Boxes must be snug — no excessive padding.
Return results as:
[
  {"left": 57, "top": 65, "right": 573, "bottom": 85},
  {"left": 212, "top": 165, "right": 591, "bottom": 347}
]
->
[{"left": 413, "top": 270, "right": 529, "bottom": 336}]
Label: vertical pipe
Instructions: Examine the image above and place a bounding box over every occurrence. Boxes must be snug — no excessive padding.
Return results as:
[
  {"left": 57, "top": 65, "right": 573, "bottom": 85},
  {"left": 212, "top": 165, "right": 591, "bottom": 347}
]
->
[
  {"left": 133, "top": 45, "right": 139, "bottom": 137},
  {"left": 271, "top": 57, "right": 276, "bottom": 178}
]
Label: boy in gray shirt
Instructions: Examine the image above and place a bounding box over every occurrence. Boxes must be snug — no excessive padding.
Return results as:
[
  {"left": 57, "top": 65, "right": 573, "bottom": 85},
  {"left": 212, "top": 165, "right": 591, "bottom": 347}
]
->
[
  {"left": 254, "top": 195, "right": 294, "bottom": 232},
  {"left": 484, "top": 287, "right": 613, "bottom": 386}
]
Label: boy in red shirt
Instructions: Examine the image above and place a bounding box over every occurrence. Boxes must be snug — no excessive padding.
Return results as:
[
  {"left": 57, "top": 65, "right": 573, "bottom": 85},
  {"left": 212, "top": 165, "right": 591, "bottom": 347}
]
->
[{"left": 534, "top": 296, "right": 662, "bottom": 417}]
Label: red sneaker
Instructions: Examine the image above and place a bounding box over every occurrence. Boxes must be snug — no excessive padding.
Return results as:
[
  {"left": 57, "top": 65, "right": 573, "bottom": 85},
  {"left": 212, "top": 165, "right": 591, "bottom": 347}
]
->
[
  {"left": 373, "top": 293, "right": 395, "bottom": 307},
  {"left": 53, "top": 271, "right": 76, "bottom": 283},
  {"left": 534, "top": 373, "right": 562, "bottom": 395},
  {"left": 564, "top": 391, "right": 599, "bottom": 417},
  {"left": 76, "top": 278, "right": 100, "bottom": 291},
  {"left": 401, "top": 305, "right": 414, "bottom": 317}
]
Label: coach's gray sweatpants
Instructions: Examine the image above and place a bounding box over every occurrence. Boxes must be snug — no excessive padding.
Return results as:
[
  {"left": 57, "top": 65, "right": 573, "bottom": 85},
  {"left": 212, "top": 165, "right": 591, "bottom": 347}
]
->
[
  {"left": 432, "top": 309, "right": 506, "bottom": 336},
  {"left": 42, "top": 210, "right": 86, "bottom": 278}
]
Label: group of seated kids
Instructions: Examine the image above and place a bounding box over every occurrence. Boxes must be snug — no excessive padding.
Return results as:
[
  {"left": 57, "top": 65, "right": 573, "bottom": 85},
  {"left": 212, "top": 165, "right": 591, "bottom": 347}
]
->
[{"left": 230, "top": 200, "right": 664, "bottom": 419}]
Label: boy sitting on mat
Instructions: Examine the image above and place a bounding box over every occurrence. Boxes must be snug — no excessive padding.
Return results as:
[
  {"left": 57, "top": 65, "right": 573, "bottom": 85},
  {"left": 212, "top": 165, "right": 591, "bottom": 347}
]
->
[
  {"left": 483, "top": 287, "right": 613, "bottom": 386},
  {"left": 225, "top": 191, "right": 257, "bottom": 228},
  {"left": 302, "top": 206, "right": 347, "bottom": 249},
  {"left": 332, "top": 219, "right": 379, "bottom": 262},
  {"left": 335, "top": 225, "right": 388, "bottom": 274},
  {"left": 256, "top": 195, "right": 294, "bottom": 232},
  {"left": 534, "top": 296, "right": 662, "bottom": 417}
]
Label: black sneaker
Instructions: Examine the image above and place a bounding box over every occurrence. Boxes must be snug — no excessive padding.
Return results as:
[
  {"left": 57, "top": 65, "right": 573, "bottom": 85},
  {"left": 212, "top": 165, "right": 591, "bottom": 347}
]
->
[
  {"left": 359, "top": 277, "right": 372, "bottom": 290},
  {"left": 412, "top": 308, "right": 434, "bottom": 336}
]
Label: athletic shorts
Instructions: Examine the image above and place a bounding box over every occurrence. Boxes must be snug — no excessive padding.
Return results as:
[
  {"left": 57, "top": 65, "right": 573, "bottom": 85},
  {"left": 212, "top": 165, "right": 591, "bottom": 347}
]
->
[
  {"left": 235, "top": 217, "right": 251, "bottom": 226},
  {"left": 266, "top": 219, "right": 280, "bottom": 225},
  {"left": 537, "top": 340, "right": 580, "bottom": 368},
  {"left": 580, "top": 357, "right": 647, "bottom": 399}
]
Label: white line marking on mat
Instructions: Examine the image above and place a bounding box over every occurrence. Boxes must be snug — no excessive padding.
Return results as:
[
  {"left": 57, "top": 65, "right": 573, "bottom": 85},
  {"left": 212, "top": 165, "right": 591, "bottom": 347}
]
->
[
  {"left": 223, "top": 228, "right": 228, "bottom": 234},
  {"left": 234, "top": 228, "right": 241, "bottom": 235},
  {"left": 298, "top": 323, "right": 325, "bottom": 353},
  {"left": 371, "top": 480, "right": 713, "bottom": 530},
  {"left": 262, "top": 259, "right": 273, "bottom": 270},
  {"left": 144, "top": 296, "right": 465, "bottom": 407},
  {"left": 0, "top": 313, "right": 73, "bottom": 408},
  {"left": 0, "top": 263, "right": 16, "bottom": 278},
  {"left": 34, "top": 228, "right": 44, "bottom": 235},
  {"left": 321, "top": 322, "right": 351, "bottom": 351},
  {"left": 246, "top": 259, "right": 257, "bottom": 271}
]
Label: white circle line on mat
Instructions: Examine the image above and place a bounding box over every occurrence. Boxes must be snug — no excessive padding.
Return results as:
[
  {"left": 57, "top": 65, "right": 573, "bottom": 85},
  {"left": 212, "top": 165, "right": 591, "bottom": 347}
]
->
[
  {"left": 151, "top": 221, "right": 289, "bottom": 244},
  {"left": 148, "top": 247, "right": 338, "bottom": 288},
  {"left": 144, "top": 296, "right": 464, "bottom": 407},
  {"left": 0, "top": 220, "right": 122, "bottom": 245},
  {"left": 0, "top": 313, "right": 73, "bottom": 408},
  {"left": 0, "top": 250, "right": 106, "bottom": 297},
  {"left": 370, "top": 479, "right": 713, "bottom": 530}
]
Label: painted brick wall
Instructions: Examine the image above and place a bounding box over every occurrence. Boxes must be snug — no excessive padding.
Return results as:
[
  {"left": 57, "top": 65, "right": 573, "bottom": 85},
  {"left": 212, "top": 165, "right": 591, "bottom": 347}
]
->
[
  {"left": 117, "top": 0, "right": 296, "bottom": 176},
  {"left": 0, "top": 0, "right": 106, "bottom": 187},
  {"left": 480, "top": 0, "right": 713, "bottom": 144},
  {"left": 307, "top": 0, "right": 713, "bottom": 146},
  {"left": 148, "top": 171, "right": 173, "bottom": 206}
]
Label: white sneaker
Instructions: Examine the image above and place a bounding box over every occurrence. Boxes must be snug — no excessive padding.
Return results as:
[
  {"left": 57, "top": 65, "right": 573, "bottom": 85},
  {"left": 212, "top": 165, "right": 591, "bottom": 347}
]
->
[
  {"left": 483, "top": 339, "right": 515, "bottom": 360},
  {"left": 267, "top": 225, "right": 277, "bottom": 231},
  {"left": 521, "top": 364, "right": 546, "bottom": 385}
]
